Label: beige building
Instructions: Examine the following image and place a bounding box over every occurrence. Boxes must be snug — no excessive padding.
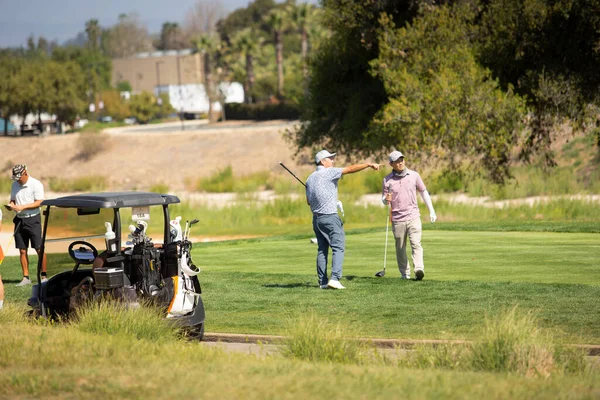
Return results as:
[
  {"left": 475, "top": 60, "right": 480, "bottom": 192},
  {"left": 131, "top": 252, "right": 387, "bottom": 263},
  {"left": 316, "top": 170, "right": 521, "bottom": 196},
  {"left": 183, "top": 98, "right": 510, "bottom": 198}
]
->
[{"left": 111, "top": 49, "right": 204, "bottom": 93}]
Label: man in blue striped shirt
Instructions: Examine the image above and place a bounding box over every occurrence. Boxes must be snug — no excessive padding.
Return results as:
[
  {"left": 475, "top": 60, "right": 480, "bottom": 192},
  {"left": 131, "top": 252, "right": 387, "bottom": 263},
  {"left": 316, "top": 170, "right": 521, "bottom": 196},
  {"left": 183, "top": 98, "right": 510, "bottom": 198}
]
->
[{"left": 306, "top": 150, "right": 380, "bottom": 290}]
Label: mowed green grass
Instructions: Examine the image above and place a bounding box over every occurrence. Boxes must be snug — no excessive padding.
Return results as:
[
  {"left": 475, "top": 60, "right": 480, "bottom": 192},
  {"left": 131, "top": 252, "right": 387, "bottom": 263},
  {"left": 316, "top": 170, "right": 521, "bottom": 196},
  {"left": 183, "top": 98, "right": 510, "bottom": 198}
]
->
[
  {"left": 2, "top": 230, "right": 599, "bottom": 343},
  {"left": 192, "top": 230, "right": 600, "bottom": 343}
]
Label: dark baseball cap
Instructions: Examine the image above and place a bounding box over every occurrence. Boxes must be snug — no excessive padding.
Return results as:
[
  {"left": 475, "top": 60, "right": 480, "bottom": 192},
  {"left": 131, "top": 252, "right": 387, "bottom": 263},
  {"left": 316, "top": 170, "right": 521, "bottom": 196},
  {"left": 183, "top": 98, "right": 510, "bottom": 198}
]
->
[{"left": 11, "top": 164, "right": 27, "bottom": 180}]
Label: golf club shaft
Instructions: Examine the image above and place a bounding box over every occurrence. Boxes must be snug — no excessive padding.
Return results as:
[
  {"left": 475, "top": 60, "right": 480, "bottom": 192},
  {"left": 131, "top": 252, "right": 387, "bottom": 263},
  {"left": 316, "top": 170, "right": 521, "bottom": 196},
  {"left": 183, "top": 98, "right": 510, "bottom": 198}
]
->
[{"left": 279, "top": 162, "right": 306, "bottom": 187}]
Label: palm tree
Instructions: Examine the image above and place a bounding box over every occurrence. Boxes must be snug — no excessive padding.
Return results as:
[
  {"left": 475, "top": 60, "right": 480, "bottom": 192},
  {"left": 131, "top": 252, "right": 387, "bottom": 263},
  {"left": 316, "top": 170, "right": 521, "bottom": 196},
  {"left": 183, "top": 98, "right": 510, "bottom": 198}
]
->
[
  {"left": 231, "top": 28, "right": 263, "bottom": 104},
  {"left": 193, "top": 34, "right": 220, "bottom": 123},
  {"left": 264, "top": 9, "right": 286, "bottom": 100},
  {"left": 85, "top": 19, "right": 101, "bottom": 50},
  {"left": 287, "top": 3, "right": 318, "bottom": 85}
]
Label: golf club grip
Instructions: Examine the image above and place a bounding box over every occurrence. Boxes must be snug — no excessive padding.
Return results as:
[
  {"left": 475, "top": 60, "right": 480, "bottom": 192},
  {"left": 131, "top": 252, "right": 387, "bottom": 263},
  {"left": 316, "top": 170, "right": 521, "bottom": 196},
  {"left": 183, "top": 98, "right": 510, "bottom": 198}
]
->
[{"left": 279, "top": 162, "right": 306, "bottom": 187}]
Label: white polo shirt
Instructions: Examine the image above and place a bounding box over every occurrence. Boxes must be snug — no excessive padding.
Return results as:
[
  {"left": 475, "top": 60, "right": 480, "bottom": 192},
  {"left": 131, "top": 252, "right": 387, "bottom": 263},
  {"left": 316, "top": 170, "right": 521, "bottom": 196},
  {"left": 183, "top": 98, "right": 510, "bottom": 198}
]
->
[{"left": 10, "top": 176, "right": 44, "bottom": 218}]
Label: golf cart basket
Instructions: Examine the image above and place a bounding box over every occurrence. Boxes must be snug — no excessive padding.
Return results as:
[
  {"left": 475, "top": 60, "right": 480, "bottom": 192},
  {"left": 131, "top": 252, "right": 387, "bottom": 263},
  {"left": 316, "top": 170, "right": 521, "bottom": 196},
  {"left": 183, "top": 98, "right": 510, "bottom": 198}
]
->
[{"left": 28, "top": 192, "right": 205, "bottom": 337}]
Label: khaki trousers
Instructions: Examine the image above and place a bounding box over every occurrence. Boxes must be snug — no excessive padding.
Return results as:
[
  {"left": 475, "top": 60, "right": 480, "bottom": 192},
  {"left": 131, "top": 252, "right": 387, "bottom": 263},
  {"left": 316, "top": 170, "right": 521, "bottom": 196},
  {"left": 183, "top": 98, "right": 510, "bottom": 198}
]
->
[{"left": 392, "top": 217, "right": 423, "bottom": 279}]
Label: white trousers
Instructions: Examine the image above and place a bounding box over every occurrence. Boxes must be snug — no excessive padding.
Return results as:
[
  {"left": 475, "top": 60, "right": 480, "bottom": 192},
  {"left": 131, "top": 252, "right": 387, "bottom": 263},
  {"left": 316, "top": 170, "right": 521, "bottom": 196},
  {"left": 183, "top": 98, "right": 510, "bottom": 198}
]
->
[{"left": 392, "top": 217, "right": 423, "bottom": 279}]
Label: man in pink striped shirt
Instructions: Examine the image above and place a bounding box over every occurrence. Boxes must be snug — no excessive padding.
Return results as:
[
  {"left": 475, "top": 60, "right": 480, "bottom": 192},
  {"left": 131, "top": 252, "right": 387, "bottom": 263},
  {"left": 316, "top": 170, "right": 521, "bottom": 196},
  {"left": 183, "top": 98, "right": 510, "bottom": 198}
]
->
[{"left": 382, "top": 151, "right": 436, "bottom": 280}]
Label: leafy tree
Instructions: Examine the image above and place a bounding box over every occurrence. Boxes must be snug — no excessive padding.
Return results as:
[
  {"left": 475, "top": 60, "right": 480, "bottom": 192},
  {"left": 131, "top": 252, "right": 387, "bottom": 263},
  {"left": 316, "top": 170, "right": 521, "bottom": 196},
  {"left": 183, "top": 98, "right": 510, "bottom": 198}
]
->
[
  {"left": 11, "top": 61, "right": 53, "bottom": 130},
  {"left": 474, "top": 0, "right": 600, "bottom": 162},
  {"left": 216, "top": 0, "right": 277, "bottom": 41},
  {"left": 46, "top": 61, "right": 87, "bottom": 130},
  {"left": 193, "top": 34, "right": 222, "bottom": 122},
  {"left": 264, "top": 9, "right": 287, "bottom": 99},
  {"left": 370, "top": 9, "right": 526, "bottom": 182},
  {"left": 293, "top": 0, "right": 416, "bottom": 158},
  {"left": 230, "top": 28, "right": 263, "bottom": 103},
  {"left": 184, "top": 0, "right": 228, "bottom": 36},
  {"left": 101, "top": 89, "right": 130, "bottom": 121},
  {"left": 128, "top": 91, "right": 160, "bottom": 123},
  {"left": 0, "top": 57, "right": 23, "bottom": 134},
  {"left": 102, "top": 13, "right": 153, "bottom": 58},
  {"left": 157, "top": 92, "right": 175, "bottom": 118},
  {"left": 116, "top": 81, "right": 132, "bottom": 92},
  {"left": 156, "top": 22, "right": 188, "bottom": 50},
  {"left": 287, "top": 2, "right": 320, "bottom": 90},
  {"left": 51, "top": 46, "right": 112, "bottom": 91},
  {"left": 85, "top": 19, "right": 102, "bottom": 50}
]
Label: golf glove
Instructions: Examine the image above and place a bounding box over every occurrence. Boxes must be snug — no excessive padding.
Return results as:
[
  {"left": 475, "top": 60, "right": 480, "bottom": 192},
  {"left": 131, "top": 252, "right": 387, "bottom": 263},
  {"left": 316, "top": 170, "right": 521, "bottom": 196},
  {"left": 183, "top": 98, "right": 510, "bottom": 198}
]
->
[
  {"left": 430, "top": 213, "right": 437, "bottom": 223},
  {"left": 337, "top": 200, "right": 345, "bottom": 217}
]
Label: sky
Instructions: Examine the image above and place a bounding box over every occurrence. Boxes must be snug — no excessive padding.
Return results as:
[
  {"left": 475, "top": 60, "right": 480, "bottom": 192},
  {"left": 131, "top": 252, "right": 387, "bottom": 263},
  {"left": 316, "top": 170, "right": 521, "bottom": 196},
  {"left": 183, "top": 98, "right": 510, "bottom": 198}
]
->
[{"left": 0, "top": 0, "right": 314, "bottom": 48}]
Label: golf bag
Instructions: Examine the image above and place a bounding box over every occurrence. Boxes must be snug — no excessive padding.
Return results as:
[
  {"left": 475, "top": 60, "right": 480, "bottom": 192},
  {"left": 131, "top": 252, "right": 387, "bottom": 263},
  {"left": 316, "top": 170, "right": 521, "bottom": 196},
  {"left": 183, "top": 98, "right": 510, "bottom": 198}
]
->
[
  {"left": 167, "top": 238, "right": 201, "bottom": 316},
  {"left": 130, "top": 241, "right": 163, "bottom": 296}
]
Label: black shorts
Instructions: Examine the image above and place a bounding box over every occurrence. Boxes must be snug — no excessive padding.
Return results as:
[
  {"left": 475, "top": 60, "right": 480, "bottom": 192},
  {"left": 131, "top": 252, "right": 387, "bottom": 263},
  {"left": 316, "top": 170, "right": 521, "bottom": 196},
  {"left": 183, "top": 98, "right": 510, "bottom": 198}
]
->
[{"left": 13, "top": 214, "right": 42, "bottom": 250}]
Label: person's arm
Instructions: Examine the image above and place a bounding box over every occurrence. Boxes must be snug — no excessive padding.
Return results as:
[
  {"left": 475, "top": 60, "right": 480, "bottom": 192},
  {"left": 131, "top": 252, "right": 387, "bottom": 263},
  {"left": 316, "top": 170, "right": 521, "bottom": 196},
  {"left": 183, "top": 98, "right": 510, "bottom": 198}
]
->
[
  {"left": 10, "top": 199, "right": 43, "bottom": 213},
  {"left": 342, "top": 162, "right": 380, "bottom": 175},
  {"left": 381, "top": 180, "right": 391, "bottom": 205},
  {"left": 419, "top": 190, "right": 437, "bottom": 223}
]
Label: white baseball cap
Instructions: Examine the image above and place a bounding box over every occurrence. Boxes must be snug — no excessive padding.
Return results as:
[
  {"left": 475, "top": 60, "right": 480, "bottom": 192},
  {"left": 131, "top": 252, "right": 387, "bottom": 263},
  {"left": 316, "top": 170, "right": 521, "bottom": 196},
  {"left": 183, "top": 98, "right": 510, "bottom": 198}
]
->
[
  {"left": 315, "top": 150, "right": 337, "bottom": 164},
  {"left": 389, "top": 151, "right": 405, "bottom": 162}
]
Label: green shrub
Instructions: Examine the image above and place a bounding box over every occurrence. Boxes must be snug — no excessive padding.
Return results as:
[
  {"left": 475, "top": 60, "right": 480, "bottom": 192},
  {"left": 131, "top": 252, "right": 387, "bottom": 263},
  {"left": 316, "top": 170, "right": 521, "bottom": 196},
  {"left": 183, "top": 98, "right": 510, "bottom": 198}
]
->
[
  {"left": 466, "top": 307, "right": 582, "bottom": 377},
  {"left": 74, "top": 132, "right": 111, "bottom": 161},
  {"left": 224, "top": 101, "right": 301, "bottom": 120},
  {"left": 0, "top": 176, "right": 12, "bottom": 194},
  {"left": 48, "top": 176, "right": 107, "bottom": 192},
  {"left": 73, "top": 300, "right": 183, "bottom": 342},
  {"left": 150, "top": 182, "right": 170, "bottom": 194},
  {"left": 399, "top": 307, "right": 589, "bottom": 376},
  {"left": 197, "top": 166, "right": 234, "bottom": 192},
  {"left": 233, "top": 171, "right": 271, "bottom": 193},
  {"left": 281, "top": 313, "right": 371, "bottom": 364},
  {"left": 428, "top": 169, "right": 466, "bottom": 193}
]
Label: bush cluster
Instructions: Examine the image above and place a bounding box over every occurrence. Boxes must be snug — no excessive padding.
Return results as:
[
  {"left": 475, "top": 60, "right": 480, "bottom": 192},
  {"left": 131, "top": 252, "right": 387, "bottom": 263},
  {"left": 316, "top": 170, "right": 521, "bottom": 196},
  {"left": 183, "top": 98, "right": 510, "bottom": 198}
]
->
[{"left": 224, "top": 102, "right": 301, "bottom": 121}]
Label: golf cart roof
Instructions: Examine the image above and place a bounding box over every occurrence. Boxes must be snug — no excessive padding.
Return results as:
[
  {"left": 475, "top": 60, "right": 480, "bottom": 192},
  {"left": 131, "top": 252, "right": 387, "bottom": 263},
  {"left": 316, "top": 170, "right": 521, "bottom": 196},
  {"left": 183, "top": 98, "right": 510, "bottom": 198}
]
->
[{"left": 42, "top": 192, "right": 180, "bottom": 209}]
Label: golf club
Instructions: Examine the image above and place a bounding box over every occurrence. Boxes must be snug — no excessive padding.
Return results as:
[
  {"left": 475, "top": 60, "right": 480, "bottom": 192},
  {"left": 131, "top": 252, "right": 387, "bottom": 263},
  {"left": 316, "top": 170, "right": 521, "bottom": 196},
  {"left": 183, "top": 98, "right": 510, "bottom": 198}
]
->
[
  {"left": 375, "top": 184, "right": 392, "bottom": 277},
  {"left": 279, "top": 162, "right": 306, "bottom": 187}
]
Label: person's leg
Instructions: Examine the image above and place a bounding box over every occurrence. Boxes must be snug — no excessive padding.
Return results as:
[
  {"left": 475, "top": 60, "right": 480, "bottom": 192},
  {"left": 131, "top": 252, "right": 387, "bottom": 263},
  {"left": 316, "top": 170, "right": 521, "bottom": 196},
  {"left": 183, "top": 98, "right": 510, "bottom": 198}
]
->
[
  {"left": 407, "top": 218, "right": 424, "bottom": 279},
  {"left": 30, "top": 215, "right": 46, "bottom": 274},
  {"left": 14, "top": 217, "right": 30, "bottom": 279},
  {"left": 313, "top": 215, "right": 330, "bottom": 286},
  {"left": 392, "top": 221, "right": 410, "bottom": 278},
  {"left": 19, "top": 249, "right": 29, "bottom": 277},
  {"left": 0, "top": 274, "right": 4, "bottom": 309},
  {"left": 34, "top": 248, "right": 48, "bottom": 274},
  {"left": 328, "top": 214, "right": 345, "bottom": 281}
]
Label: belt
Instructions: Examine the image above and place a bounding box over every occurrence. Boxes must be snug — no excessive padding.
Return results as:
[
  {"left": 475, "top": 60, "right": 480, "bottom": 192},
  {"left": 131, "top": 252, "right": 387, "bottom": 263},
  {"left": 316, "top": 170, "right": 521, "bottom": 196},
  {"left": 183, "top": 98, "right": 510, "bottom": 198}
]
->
[{"left": 17, "top": 213, "right": 40, "bottom": 219}]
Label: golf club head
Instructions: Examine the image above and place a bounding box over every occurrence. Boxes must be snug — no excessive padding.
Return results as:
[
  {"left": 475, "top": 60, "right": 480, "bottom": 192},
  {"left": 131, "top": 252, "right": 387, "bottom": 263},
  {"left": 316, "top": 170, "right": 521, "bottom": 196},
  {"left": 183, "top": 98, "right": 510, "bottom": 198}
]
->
[
  {"left": 189, "top": 219, "right": 199, "bottom": 226},
  {"left": 375, "top": 270, "right": 385, "bottom": 277}
]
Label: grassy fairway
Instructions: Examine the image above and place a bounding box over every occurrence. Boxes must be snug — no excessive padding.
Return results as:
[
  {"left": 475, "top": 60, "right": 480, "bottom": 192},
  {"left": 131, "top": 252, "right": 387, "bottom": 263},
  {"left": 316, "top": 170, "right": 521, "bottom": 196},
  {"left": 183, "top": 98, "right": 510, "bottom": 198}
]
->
[
  {"left": 2, "top": 230, "right": 599, "bottom": 343},
  {"left": 193, "top": 230, "right": 600, "bottom": 343}
]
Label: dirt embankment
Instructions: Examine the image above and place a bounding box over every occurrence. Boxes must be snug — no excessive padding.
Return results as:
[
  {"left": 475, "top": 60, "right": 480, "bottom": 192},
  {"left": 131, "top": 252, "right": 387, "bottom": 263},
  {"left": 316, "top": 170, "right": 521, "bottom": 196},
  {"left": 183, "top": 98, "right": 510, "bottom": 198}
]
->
[{"left": 0, "top": 120, "right": 314, "bottom": 192}]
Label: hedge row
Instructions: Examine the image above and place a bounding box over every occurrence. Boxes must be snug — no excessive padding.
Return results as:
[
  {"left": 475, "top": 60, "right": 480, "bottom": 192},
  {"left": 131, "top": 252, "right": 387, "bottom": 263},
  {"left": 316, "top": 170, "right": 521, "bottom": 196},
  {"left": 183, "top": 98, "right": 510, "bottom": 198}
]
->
[{"left": 224, "top": 102, "right": 301, "bottom": 120}]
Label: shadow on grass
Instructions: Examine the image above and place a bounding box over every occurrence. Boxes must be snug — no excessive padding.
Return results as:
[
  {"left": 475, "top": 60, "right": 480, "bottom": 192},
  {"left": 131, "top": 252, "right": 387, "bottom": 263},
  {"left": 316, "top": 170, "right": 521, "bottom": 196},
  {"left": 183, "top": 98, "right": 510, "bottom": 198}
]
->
[
  {"left": 3, "top": 279, "right": 27, "bottom": 284},
  {"left": 263, "top": 282, "right": 314, "bottom": 289}
]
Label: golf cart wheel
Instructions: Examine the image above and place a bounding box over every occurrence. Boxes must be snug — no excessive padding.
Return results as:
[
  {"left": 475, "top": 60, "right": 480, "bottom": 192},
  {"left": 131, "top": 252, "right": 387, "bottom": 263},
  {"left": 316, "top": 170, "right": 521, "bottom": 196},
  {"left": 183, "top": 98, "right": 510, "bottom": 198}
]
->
[{"left": 189, "top": 323, "right": 204, "bottom": 341}]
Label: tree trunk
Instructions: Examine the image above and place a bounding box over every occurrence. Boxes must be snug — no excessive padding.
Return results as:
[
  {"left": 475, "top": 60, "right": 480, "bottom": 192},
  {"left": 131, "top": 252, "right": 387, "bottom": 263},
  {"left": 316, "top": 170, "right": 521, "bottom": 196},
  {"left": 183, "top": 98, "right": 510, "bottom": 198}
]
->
[
  {"left": 204, "top": 52, "right": 214, "bottom": 123},
  {"left": 246, "top": 53, "right": 255, "bottom": 104},
  {"left": 301, "top": 29, "right": 308, "bottom": 98},
  {"left": 275, "top": 30, "right": 284, "bottom": 100}
]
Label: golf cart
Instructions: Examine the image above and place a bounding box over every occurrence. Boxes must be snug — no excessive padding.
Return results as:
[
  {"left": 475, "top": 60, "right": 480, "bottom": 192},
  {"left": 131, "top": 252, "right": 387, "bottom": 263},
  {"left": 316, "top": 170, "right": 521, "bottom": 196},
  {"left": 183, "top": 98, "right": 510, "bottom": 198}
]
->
[{"left": 27, "top": 192, "right": 205, "bottom": 338}]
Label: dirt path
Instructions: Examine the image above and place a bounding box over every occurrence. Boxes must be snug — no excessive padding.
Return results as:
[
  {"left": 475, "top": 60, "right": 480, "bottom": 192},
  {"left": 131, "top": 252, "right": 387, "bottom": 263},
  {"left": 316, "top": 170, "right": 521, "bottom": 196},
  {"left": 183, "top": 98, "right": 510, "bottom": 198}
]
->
[{"left": 0, "top": 120, "right": 314, "bottom": 191}]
